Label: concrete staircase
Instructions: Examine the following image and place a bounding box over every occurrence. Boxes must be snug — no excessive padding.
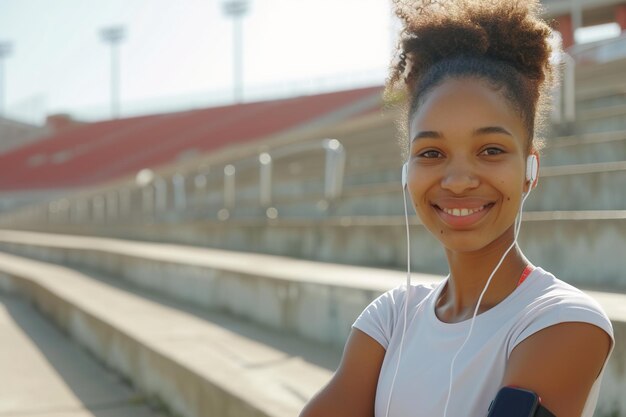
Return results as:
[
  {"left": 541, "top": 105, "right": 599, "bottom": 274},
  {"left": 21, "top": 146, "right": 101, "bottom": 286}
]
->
[
  {"left": 0, "top": 233, "right": 341, "bottom": 417},
  {"left": 0, "top": 230, "right": 624, "bottom": 417}
]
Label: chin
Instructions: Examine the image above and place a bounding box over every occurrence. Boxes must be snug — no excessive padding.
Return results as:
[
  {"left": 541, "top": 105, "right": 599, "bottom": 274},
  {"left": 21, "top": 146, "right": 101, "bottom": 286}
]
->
[
  {"left": 435, "top": 234, "right": 493, "bottom": 253},
  {"left": 430, "top": 224, "right": 517, "bottom": 254}
]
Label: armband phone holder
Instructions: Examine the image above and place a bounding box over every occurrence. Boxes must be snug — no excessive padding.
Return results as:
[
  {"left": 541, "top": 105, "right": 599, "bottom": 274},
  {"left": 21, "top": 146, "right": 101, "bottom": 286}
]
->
[{"left": 487, "top": 387, "right": 556, "bottom": 417}]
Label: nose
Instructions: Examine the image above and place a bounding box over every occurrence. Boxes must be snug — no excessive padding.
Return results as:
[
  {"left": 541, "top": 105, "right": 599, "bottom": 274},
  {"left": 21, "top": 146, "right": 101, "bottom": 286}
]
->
[{"left": 440, "top": 159, "right": 479, "bottom": 194}]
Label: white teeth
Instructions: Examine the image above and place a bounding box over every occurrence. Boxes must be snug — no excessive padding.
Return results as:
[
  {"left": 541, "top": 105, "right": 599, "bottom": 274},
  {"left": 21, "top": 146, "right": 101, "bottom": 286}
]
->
[{"left": 442, "top": 205, "right": 486, "bottom": 217}]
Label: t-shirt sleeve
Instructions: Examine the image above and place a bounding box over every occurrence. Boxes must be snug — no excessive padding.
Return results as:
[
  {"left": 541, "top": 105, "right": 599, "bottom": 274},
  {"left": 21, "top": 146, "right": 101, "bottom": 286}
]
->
[
  {"left": 351, "top": 285, "right": 406, "bottom": 350},
  {"left": 508, "top": 292, "right": 615, "bottom": 358}
]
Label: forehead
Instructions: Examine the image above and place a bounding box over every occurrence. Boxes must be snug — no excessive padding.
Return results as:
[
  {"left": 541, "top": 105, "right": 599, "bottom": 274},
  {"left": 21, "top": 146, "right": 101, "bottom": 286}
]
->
[{"left": 409, "top": 78, "right": 525, "bottom": 143}]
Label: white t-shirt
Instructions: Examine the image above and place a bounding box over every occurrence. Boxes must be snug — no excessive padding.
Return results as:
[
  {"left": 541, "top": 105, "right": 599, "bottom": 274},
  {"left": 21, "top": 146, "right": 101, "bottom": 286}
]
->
[{"left": 352, "top": 266, "right": 615, "bottom": 417}]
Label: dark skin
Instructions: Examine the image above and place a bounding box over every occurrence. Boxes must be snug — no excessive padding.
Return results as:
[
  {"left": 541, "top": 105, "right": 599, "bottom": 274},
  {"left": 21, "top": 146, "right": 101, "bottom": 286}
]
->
[{"left": 300, "top": 77, "right": 612, "bottom": 417}]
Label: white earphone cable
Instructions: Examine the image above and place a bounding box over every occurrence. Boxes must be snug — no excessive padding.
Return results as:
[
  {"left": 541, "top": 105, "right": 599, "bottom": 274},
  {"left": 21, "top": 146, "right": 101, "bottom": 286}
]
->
[
  {"left": 442, "top": 187, "right": 533, "bottom": 417},
  {"left": 383, "top": 181, "right": 413, "bottom": 417},
  {"left": 387, "top": 159, "right": 535, "bottom": 417}
]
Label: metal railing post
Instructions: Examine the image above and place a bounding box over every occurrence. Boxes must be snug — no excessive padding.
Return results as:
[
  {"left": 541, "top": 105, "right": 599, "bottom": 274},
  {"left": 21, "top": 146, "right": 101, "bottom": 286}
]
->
[
  {"left": 135, "top": 169, "right": 155, "bottom": 219},
  {"left": 93, "top": 195, "right": 106, "bottom": 223},
  {"left": 154, "top": 177, "right": 167, "bottom": 215},
  {"left": 142, "top": 186, "right": 153, "bottom": 217},
  {"left": 48, "top": 201, "right": 57, "bottom": 224},
  {"left": 192, "top": 165, "right": 211, "bottom": 213},
  {"left": 119, "top": 187, "right": 131, "bottom": 219},
  {"left": 70, "top": 200, "right": 78, "bottom": 223},
  {"left": 173, "top": 173, "right": 187, "bottom": 211},
  {"left": 259, "top": 152, "right": 272, "bottom": 207},
  {"left": 194, "top": 173, "right": 208, "bottom": 212},
  {"left": 77, "top": 198, "right": 88, "bottom": 223},
  {"left": 224, "top": 164, "right": 236, "bottom": 209},
  {"left": 218, "top": 165, "right": 236, "bottom": 220},
  {"left": 550, "top": 51, "right": 575, "bottom": 126},
  {"left": 551, "top": 77, "right": 562, "bottom": 124},
  {"left": 323, "top": 139, "right": 345, "bottom": 200},
  {"left": 106, "top": 191, "right": 118, "bottom": 222},
  {"left": 563, "top": 53, "right": 575, "bottom": 124}
]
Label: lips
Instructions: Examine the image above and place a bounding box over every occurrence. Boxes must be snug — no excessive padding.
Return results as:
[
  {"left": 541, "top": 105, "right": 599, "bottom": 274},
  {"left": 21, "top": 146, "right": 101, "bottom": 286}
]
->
[{"left": 432, "top": 200, "right": 496, "bottom": 228}]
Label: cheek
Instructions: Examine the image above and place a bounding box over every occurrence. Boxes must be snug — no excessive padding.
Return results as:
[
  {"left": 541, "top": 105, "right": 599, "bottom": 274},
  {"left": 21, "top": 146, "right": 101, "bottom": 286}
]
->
[
  {"left": 499, "top": 174, "right": 525, "bottom": 198},
  {"left": 407, "top": 177, "right": 434, "bottom": 212},
  {"left": 406, "top": 170, "right": 425, "bottom": 197}
]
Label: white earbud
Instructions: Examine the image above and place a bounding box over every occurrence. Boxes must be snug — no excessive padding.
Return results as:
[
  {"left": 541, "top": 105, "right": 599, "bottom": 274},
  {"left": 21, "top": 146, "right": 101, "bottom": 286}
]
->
[
  {"left": 401, "top": 162, "right": 409, "bottom": 189},
  {"left": 526, "top": 154, "right": 538, "bottom": 189}
]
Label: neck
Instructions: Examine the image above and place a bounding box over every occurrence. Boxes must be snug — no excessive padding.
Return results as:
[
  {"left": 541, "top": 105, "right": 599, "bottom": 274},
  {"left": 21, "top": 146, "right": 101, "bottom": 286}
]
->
[{"left": 437, "top": 227, "right": 531, "bottom": 323}]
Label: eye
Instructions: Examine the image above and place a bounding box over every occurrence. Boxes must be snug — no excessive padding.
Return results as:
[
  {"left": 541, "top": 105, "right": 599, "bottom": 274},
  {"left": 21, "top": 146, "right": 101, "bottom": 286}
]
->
[
  {"left": 480, "top": 147, "right": 505, "bottom": 156},
  {"left": 416, "top": 149, "right": 443, "bottom": 159}
]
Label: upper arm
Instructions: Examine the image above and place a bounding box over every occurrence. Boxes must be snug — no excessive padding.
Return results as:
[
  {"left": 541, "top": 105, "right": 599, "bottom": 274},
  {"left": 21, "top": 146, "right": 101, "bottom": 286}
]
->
[
  {"left": 501, "top": 322, "right": 612, "bottom": 417},
  {"left": 299, "top": 328, "right": 386, "bottom": 417}
]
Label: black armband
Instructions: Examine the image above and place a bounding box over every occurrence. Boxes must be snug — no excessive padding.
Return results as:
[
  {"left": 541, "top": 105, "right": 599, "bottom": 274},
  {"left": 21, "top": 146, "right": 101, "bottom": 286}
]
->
[{"left": 487, "top": 386, "right": 556, "bottom": 417}]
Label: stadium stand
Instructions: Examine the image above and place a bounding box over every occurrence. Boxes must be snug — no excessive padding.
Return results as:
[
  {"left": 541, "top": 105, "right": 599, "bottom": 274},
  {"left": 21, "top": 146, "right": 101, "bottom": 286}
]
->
[
  {"left": 0, "top": 116, "right": 47, "bottom": 155},
  {"left": 1, "top": 24, "right": 625, "bottom": 417},
  {"left": 0, "top": 86, "right": 382, "bottom": 191}
]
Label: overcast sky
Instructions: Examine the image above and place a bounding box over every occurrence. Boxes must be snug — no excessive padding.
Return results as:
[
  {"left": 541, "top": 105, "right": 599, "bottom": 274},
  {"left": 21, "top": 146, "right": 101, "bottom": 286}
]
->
[{"left": 0, "top": 0, "right": 619, "bottom": 124}]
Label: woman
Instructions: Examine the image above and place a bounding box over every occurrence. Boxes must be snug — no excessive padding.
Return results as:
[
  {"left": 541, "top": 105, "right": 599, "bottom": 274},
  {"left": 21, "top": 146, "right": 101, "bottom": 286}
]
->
[{"left": 299, "top": 0, "right": 614, "bottom": 416}]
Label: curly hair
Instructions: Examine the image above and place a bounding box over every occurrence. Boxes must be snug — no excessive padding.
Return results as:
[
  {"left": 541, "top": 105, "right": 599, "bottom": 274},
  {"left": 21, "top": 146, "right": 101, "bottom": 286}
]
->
[{"left": 384, "top": 0, "right": 561, "bottom": 159}]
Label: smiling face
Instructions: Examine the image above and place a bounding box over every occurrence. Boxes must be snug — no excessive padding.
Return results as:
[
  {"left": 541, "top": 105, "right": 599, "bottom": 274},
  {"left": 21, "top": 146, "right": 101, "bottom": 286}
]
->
[{"left": 407, "top": 77, "right": 536, "bottom": 253}]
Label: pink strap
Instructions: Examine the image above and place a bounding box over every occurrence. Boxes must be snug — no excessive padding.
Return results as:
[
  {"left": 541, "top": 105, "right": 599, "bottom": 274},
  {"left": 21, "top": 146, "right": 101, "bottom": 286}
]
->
[{"left": 517, "top": 265, "right": 535, "bottom": 287}]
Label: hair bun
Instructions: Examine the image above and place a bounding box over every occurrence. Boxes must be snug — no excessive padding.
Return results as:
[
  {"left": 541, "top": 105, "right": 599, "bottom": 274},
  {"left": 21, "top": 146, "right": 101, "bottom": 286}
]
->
[{"left": 391, "top": 0, "right": 555, "bottom": 89}]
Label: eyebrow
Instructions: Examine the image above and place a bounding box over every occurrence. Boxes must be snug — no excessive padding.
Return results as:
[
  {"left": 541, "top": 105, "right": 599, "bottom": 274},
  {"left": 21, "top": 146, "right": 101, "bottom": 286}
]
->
[{"left": 411, "top": 126, "right": 514, "bottom": 143}]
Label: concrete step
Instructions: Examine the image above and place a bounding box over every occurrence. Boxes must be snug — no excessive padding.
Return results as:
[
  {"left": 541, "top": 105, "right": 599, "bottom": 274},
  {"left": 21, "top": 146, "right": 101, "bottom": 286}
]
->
[
  {"left": 32, "top": 208, "right": 625, "bottom": 292},
  {"left": 576, "top": 104, "right": 626, "bottom": 134},
  {"left": 0, "top": 293, "right": 166, "bottom": 417},
  {"left": 525, "top": 162, "right": 626, "bottom": 211},
  {"left": 0, "top": 249, "right": 340, "bottom": 417},
  {"left": 577, "top": 92, "right": 626, "bottom": 112},
  {"left": 540, "top": 131, "right": 626, "bottom": 166},
  {"left": 0, "top": 230, "right": 438, "bottom": 349},
  {"left": 0, "top": 231, "right": 624, "bottom": 416},
  {"left": 576, "top": 57, "right": 626, "bottom": 102}
]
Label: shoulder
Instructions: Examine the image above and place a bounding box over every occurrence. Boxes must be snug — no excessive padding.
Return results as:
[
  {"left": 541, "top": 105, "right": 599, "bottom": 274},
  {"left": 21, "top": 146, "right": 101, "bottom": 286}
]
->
[
  {"left": 372, "top": 281, "right": 439, "bottom": 318},
  {"left": 351, "top": 282, "right": 438, "bottom": 350},
  {"left": 381, "top": 281, "right": 438, "bottom": 306},
  {"left": 502, "top": 319, "right": 613, "bottom": 416},
  {"left": 510, "top": 267, "right": 614, "bottom": 350},
  {"left": 502, "top": 267, "right": 615, "bottom": 416}
]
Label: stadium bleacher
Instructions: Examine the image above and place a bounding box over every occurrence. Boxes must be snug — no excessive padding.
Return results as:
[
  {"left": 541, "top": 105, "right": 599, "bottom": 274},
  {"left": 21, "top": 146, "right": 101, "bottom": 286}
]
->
[{"left": 1, "top": 33, "right": 625, "bottom": 417}]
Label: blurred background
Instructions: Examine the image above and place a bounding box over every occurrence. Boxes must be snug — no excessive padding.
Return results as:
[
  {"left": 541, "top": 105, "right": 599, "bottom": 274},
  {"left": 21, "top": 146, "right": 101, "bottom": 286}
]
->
[{"left": 0, "top": 0, "right": 624, "bottom": 416}]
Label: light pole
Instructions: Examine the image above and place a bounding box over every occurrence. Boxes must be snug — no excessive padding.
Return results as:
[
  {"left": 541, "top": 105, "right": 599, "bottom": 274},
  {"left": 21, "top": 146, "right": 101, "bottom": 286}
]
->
[
  {"left": 221, "top": 0, "right": 250, "bottom": 103},
  {"left": 99, "top": 26, "right": 126, "bottom": 119},
  {"left": 0, "top": 41, "right": 13, "bottom": 117}
]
